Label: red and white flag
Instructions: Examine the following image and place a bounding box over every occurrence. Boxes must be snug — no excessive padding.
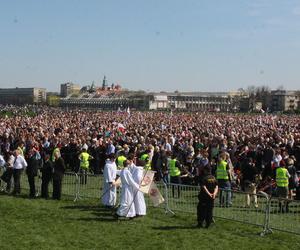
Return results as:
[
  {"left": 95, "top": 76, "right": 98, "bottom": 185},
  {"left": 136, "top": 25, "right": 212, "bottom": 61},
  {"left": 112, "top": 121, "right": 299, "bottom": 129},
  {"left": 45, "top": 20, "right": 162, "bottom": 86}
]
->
[
  {"left": 149, "top": 182, "right": 164, "bottom": 207},
  {"left": 139, "top": 170, "right": 155, "bottom": 194},
  {"left": 117, "top": 123, "right": 126, "bottom": 133}
]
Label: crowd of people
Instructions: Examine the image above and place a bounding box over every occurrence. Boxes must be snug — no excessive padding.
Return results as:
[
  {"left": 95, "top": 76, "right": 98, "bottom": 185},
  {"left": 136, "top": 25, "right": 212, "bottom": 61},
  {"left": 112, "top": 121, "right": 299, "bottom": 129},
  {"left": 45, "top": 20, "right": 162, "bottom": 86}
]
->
[{"left": 0, "top": 106, "right": 300, "bottom": 221}]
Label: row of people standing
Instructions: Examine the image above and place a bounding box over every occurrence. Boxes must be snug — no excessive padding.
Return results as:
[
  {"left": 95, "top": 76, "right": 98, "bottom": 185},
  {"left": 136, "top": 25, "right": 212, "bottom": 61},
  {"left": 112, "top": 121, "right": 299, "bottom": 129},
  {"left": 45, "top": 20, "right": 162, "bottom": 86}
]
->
[
  {"left": 0, "top": 149, "right": 27, "bottom": 195},
  {"left": 0, "top": 148, "right": 65, "bottom": 200}
]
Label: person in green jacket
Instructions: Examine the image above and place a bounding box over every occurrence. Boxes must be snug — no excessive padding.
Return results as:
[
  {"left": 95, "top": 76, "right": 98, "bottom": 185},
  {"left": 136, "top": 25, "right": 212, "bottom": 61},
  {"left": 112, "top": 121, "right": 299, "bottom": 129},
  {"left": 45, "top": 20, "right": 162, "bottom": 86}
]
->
[
  {"left": 78, "top": 146, "right": 93, "bottom": 185},
  {"left": 276, "top": 161, "right": 290, "bottom": 213},
  {"left": 169, "top": 153, "right": 182, "bottom": 198}
]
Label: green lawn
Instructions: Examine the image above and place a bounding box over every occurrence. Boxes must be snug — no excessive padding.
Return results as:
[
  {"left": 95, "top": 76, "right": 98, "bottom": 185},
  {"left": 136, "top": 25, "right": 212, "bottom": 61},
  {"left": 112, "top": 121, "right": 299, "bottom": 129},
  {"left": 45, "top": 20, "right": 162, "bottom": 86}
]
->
[
  {"left": 0, "top": 194, "right": 300, "bottom": 250},
  {"left": 17, "top": 173, "right": 300, "bottom": 235}
]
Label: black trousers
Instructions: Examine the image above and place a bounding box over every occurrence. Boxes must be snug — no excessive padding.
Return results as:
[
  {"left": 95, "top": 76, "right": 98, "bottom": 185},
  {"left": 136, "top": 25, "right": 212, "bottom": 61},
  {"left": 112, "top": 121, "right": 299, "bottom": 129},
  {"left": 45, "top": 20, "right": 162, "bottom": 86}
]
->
[
  {"left": 79, "top": 169, "right": 88, "bottom": 185},
  {"left": 170, "top": 176, "right": 181, "bottom": 198},
  {"left": 197, "top": 199, "right": 214, "bottom": 228},
  {"left": 2, "top": 168, "right": 13, "bottom": 191},
  {"left": 13, "top": 169, "right": 22, "bottom": 194},
  {"left": 93, "top": 161, "right": 101, "bottom": 175},
  {"left": 41, "top": 177, "right": 51, "bottom": 198},
  {"left": 53, "top": 177, "right": 63, "bottom": 200},
  {"left": 27, "top": 174, "right": 36, "bottom": 197}
]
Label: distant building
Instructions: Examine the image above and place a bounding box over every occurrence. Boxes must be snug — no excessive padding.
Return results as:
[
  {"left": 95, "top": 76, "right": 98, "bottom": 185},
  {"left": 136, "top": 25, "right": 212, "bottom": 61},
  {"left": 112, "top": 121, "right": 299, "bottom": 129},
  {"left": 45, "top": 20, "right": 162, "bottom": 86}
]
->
[
  {"left": 149, "top": 92, "right": 240, "bottom": 112},
  {"left": 59, "top": 86, "right": 300, "bottom": 112},
  {"left": 60, "top": 90, "right": 241, "bottom": 112},
  {"left": 0, "top": 87, "right": 46, "bottom": 105},
  {"left": 270, "top": 90, "right": 300, "bottom": 112},
  {"left": 149, "top": 95, "right": 169, "bottom": 110},
  {"left": 60, "top": 82, "right": 81, "bottom": 97}
]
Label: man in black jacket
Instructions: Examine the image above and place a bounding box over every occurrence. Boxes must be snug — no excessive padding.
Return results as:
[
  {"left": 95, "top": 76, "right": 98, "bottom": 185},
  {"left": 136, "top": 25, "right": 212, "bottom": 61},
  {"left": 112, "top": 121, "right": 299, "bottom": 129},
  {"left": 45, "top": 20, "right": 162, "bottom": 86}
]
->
[
  {"left": 41, "top": 153, "right": 53, "bottom": 199},
  {"left": 52, "top": 151, "right": 65, "bottom": 200},
  {"left": 26, "top": 147, "right": 41, "bottom": 198},
  {"left": 241, "top": 157, "right": 259, "bottom": 208}
]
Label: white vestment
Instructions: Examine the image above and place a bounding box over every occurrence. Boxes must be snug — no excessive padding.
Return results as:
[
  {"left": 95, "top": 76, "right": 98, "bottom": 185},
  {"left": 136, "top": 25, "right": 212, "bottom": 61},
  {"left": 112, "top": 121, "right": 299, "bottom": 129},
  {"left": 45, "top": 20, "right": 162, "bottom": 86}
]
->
[
  {"left": 102, "top": 160, "right": 117, "bottom": 206},
  {"left": 131, "top": 166, "right": 146, "bottom": 215},
  {"left": 117, "top": 167, "right": 139, "bottom": 218}
]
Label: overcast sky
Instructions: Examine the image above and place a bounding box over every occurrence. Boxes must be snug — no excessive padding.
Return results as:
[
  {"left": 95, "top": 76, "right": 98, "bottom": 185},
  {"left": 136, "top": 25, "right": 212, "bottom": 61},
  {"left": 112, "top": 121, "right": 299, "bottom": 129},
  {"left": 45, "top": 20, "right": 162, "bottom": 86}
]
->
[{"left": 1, "top": 0, "right": 300, "bottom": 92}]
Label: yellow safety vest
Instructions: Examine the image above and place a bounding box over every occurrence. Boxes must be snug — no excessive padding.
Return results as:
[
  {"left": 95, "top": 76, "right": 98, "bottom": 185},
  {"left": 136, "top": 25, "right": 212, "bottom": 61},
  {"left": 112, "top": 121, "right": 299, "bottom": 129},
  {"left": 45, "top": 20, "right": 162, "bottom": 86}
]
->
[
  {"left": 169, "top": 159, "right": 180, "bottom": 177},
  {"left": 80, "top": 152, "right": 90, "bottom": 169},
  {"left": 140, "top": 154, "right": 151, "bottom": 170},
  {"left": 216, "top": 160, "right": 229, "bottom": 180},
  {"left": 276, "top": 167, "right": 288, "bottom": 187},
  {"left": 117, "top": 155, "right": 127, "bottom": 169}
]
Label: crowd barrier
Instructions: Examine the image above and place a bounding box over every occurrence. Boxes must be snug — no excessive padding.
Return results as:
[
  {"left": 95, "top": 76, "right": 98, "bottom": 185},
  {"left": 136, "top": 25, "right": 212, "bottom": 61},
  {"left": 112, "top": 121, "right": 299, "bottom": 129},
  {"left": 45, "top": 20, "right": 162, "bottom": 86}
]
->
[
  {"left": 2, "top": 171, "right": 299, "bottom": 236},
  {"left": 268, "top": 197, "right": 300, "bottom": 234}
]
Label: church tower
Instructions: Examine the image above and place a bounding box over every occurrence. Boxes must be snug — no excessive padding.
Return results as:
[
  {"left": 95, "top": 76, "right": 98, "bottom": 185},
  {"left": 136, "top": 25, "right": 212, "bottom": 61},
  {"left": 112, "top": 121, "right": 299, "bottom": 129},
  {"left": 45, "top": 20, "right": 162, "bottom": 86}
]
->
[{"left": 102, "top": 75, "right": 108, "bottom": 90}]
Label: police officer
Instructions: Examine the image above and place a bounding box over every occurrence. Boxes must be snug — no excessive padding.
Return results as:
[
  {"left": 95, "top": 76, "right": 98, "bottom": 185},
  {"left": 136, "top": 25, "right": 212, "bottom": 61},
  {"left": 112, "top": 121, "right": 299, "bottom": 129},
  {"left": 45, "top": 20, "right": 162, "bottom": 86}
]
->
[{"left": 276, "top": 161, "right": 290, "bottom": 212}]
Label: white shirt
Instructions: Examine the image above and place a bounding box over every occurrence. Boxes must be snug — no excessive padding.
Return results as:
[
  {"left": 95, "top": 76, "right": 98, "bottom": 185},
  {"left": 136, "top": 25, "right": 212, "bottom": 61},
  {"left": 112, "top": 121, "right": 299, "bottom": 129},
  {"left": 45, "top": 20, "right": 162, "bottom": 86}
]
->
[
  {"left": 13, "top": 155, "right": 28, "bottom": 170},
  {"left": 0, "top": 155, "right": 5, "bottom": 167}
]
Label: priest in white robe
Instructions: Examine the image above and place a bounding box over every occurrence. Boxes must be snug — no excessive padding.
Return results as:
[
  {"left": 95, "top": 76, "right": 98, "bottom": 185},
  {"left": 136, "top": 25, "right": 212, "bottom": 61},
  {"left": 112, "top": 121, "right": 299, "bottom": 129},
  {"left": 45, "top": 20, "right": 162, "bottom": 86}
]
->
[
  {"left": 102, "top": 154, "right": 117, "bottom": 208},
  {"left": 130, "top": 159, "right": 146, "bottom": 216},
  {"left": 116, "top": 160, "right": 140, "bottom": 218}
]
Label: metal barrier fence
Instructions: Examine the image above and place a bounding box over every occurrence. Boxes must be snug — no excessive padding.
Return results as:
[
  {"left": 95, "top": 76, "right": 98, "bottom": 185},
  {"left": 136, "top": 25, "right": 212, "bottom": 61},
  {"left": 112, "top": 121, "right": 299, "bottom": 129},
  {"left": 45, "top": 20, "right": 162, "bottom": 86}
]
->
[
  {"left": 162, "top": 183, "right": 299, "bottom": 235},
  {"left": 3, "top": 171, "right": 299, "bottom": 235},
  {"left": 268, "top": 197, "right": 300, "bottom": 235},
  {"left": 162, "top": 183, "right": 269, "bottom": 233}
]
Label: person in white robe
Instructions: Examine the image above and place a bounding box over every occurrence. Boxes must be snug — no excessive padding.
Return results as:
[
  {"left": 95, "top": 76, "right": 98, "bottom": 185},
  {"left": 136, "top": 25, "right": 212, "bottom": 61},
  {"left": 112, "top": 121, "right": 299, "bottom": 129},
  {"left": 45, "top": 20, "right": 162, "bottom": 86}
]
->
[
  {"left": 116, "top": 160, "right": 140, "bottom": 218},
  {"left": 129, "top": 158, "right": 146, "bottom": 216},
  {"left": 102, "top": 154, "right": 118, "bottom": 208}
]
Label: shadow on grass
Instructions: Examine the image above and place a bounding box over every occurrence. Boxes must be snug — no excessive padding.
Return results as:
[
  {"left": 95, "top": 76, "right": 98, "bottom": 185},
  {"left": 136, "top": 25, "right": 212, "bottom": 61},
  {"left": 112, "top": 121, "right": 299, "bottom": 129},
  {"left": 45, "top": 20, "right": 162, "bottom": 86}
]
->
[
  {"left": 60, "top": 205, "right": 110, "bottom": 212},
  {"left": 76, "top": 217, "right": 118, "bottom": 222},
  {"left": 72, "top": 214, "right": 136, "bottom": 223},
  {"left": 152, "top": 225, "right": 198, "bottom": 230},
  {"left": 91, "top": 211, "right": 116, "bottom": 216},
  {"left": 0, "top": 193, "right": 29, "bottom": 199}
]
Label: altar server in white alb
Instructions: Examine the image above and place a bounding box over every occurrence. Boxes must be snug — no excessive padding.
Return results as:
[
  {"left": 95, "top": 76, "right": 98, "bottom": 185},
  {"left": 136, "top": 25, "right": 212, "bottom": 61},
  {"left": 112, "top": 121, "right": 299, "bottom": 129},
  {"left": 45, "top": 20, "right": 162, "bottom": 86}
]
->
[
  {"left": 102, "top": 153, "right": 118, "bottom": 208},
  {"left": 129, "top": 157, "right": 146, "bottom": 216},
  {"left": 116, "top": 160, "right": 140, "bottom": 218}
]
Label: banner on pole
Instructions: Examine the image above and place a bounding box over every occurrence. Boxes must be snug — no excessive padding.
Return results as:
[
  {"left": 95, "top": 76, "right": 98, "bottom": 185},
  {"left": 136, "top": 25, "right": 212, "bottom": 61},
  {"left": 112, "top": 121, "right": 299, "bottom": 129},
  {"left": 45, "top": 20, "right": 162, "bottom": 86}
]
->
[
  {"left": 139, "top": 170, "right": 155, "bottom": 194},
  {"left": 149, "top": 182, "right": 164, "bottom": 207}
]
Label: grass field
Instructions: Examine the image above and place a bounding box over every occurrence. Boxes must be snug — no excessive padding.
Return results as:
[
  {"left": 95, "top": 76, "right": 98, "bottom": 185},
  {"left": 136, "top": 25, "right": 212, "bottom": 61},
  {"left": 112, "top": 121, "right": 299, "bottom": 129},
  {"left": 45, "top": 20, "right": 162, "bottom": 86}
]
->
[
  {"left": 1, "top": 194, "right": 300, "bottom": 250},
  {"left": 15, "top": 172, "right": 300, "bottom": 235}
]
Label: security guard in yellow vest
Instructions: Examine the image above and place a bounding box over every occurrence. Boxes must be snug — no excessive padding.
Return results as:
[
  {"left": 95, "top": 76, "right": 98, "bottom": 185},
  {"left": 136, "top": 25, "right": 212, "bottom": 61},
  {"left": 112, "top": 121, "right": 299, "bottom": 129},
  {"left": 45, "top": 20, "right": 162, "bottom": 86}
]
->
[
  {"left": 140, "top": 151, "right": 151, "bottom": 170},
  {"left": 79, "top": 150, "right": 90, "bottom": 170},
  {"left": 276, "top": 163, "right": 290, "bottom": 212},
  {"left": 216, "top": 158, "right": 229, "bottom": 181},
  {"left": 78, "top": 147, "right": 93, "bottom": 184},
  {"left": 117, "top": 151, "right": 127, "bottom": 170},
  {"left": 169, "top": 154, "right": 182, "bottom": 198},
  {"left": 216, "top": 152, "right": 231, "bottom": 207}
]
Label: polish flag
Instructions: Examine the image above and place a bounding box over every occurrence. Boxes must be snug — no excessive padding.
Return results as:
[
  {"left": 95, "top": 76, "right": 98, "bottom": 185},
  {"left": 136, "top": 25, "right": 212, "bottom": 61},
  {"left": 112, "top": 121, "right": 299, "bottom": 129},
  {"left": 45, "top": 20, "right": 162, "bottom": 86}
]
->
[{"left": 117, "top": 123, "right": 126, "bottom": 133}]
